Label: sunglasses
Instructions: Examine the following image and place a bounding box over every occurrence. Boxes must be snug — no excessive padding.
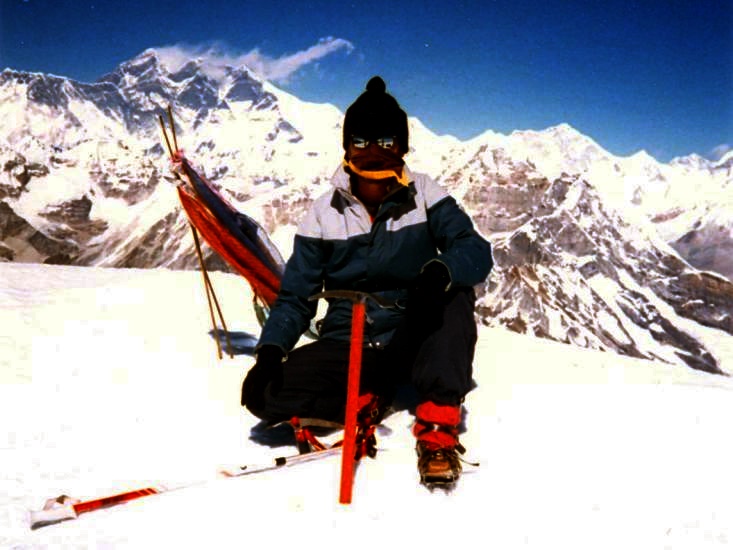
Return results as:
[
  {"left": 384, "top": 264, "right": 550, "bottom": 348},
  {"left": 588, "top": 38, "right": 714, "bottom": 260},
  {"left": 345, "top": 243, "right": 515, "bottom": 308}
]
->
[{"left": 351, "top": 135, "right": 397, "bottom": 149}]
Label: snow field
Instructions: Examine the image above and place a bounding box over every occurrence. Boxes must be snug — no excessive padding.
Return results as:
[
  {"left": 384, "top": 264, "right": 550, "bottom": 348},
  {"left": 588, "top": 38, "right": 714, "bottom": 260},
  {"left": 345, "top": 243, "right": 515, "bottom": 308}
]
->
[{"left": 1, "top": 263, "right": 733, "bottom": 549}]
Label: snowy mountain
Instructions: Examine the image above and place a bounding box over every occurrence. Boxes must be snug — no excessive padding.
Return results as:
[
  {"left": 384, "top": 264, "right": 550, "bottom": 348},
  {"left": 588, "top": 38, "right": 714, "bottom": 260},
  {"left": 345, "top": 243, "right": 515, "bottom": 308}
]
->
[
  {"left": 437, "top": 124, "right": 733, "bottom": 284},
  {"left": 652, "top": 153, "right": 733, "bottom": 283},
  {"left": 2, "top": 263, "right": 733, "bottom": 549},
  {"left": 0, "top": 48, "right": 344, "bottom": 269},
  {"left": 1, "top": 48, "right": 731, "bottom": 375},
  {"left": 438, "top": 147, "right": 732, "bottom": 373}
]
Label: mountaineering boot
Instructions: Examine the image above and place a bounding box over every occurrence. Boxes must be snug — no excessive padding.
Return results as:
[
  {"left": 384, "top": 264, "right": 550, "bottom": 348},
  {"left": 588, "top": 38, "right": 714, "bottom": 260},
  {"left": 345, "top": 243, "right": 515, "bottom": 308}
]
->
[
  {"left": 412, "top": 401, "right": 463, "bottom": 486},
  {"left": 416, "top": 440, "right": 463, "bottom": 485}
]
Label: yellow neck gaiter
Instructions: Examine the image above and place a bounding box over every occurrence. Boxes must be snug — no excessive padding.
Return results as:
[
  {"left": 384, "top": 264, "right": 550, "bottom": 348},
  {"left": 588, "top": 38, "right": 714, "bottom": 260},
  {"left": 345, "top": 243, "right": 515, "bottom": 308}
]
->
[{"left": 343, "top": 160, "right": 409, "bottom": 186}]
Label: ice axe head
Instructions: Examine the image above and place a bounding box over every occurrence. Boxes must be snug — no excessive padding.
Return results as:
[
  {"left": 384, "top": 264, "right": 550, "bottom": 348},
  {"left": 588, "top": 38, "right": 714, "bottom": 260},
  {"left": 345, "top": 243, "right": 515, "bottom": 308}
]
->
[{"left": 308, "top": 290, "right": 396, "bottom": 309}]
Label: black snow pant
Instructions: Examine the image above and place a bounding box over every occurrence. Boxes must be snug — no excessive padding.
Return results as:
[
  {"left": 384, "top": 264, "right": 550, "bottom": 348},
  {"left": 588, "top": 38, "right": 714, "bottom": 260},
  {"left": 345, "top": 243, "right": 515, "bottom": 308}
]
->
[{"left": 245, "top": 287, "right": 478, "bottom": 424}]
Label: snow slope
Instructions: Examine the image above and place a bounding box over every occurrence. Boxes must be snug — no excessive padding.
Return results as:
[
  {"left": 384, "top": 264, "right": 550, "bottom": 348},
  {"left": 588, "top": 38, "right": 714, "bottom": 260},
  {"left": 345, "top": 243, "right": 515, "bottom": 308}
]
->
[{"left": 2, "top": 263, "right": 733, "bottom": 549}]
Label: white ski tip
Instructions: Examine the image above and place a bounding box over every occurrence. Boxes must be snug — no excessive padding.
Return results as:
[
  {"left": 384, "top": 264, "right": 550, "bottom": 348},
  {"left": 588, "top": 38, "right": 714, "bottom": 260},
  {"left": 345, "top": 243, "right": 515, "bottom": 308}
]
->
[
  {"left": 218, "top": 465, "right": 247, "bottom": 478},
  {"left": 29, "top": 505, "right": 78, "bottom": 529}
]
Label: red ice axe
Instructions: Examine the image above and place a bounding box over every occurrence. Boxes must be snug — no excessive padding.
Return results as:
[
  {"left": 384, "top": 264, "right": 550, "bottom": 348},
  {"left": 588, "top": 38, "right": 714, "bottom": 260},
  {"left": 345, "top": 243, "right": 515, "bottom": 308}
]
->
[{"left": 309, "top": 290, "right": 396, "bottom": 504}]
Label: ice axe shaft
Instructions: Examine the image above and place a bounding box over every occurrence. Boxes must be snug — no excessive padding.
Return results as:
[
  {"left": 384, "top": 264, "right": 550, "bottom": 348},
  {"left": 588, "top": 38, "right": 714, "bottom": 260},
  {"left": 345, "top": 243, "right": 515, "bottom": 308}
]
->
[
  {"left": 340, "top": 299, "right": 365, "bottom": 504},
  {"left": 308, "top": 290, "right": 393, "bottom": 504}
]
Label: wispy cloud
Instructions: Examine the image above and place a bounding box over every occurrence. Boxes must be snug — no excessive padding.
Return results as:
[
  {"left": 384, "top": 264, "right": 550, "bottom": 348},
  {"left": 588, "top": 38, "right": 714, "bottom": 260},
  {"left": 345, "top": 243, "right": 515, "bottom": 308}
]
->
[
  {"left": 155, "top": 37, "right": 354, "bottom": 83},
  {"left": 709, "top": 143, "right": 732, "bottom": 161}
]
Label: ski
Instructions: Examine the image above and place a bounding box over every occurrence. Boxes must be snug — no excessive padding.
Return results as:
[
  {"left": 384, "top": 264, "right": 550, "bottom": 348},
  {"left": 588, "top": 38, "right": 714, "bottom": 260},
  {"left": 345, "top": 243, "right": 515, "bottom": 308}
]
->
[
  {"left": 218, "top": 445, "right": 342, "bottom": 477},
  {"left": 29, "top": 445, "right": 342, "bottom": 530}
]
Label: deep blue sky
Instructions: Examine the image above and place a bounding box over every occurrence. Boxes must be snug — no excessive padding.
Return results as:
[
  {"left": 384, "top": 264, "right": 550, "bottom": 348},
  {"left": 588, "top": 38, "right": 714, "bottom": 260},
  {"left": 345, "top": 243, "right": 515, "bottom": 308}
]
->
[{"left": 1, "top": 0, "right": 731, "bottom": 161}]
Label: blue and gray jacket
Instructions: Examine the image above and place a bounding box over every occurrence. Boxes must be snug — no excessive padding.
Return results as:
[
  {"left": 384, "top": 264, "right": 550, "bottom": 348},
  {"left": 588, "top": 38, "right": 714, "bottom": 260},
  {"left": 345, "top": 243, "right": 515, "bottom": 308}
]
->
[{"left": 258, "top": 165, "right": 493, "bottom": 354}]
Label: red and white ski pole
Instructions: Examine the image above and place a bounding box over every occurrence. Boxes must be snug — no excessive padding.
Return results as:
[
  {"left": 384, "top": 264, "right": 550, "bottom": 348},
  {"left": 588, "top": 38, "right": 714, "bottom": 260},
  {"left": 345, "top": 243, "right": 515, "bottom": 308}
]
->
[{"left": 29, "top": 446, "right": 343, "bottom": 529}]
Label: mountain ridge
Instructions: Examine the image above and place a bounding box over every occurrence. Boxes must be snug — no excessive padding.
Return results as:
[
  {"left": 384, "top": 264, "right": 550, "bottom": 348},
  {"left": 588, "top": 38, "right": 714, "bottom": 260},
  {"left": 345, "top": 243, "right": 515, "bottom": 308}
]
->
[{"left": 1, "top": 48, "right": 731, "bottom": 374}]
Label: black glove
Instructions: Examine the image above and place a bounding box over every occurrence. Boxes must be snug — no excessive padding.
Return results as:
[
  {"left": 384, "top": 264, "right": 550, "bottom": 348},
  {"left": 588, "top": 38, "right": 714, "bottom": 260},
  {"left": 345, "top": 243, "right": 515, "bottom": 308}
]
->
[
  {"left": 241, "top": 345, "right": 285, "bottom": 411},
  {"left": 407, "top": 261, "right": 451, "bottom": 334}
]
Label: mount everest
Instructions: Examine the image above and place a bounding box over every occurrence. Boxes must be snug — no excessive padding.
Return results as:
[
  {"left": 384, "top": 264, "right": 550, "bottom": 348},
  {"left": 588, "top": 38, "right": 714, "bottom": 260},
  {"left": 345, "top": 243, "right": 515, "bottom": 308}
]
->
[{"left": 0, "top": 48, "right": 731, "bottom": 374}]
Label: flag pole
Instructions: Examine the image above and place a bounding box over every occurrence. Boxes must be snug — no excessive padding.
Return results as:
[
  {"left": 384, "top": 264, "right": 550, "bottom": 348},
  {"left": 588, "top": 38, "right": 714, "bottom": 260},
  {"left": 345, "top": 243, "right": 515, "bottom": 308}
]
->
[{"left": 161, "top": 108, "right": 232, "bottom": 359}]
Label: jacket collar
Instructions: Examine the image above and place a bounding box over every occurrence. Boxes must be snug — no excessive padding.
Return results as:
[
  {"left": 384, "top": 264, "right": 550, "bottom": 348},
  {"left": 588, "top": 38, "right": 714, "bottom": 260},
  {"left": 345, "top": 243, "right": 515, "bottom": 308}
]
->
[{"left": 330, "top": 164, "right": 417, "bottom": 222}]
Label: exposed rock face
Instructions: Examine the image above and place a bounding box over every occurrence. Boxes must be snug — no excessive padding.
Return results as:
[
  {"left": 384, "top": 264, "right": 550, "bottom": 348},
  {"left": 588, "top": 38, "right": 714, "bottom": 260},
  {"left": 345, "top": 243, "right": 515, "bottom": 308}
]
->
[
  {"left": 1, "top": 154, "right": 49, "bottom": 199},
  {"left": 224, "top": 68, "right": 277, "bottom": 109},
  {"left": 0, "top": 201, "right": 78, "bottom": 263},
  {"left": 93, "top": 165, "right": 160, "bottom": 205},
  {"left": 0, "top": 201, "right": 28, "bottom": 241},
  {"left": 114, "top": 211, "right": 190, "bottom": 269},
  {"left": 463, "top": 168, "right": 730, "bottom": 374},
  {"left": 38, "top": 195, "right": 109, "bottom": 248},
  {"left": 671, "top": 227, "right": 733, "bottom": 283},
  {"left": 652, "top": 272, "right": 733, "bottom": 334},
  {"left": 87, "top": 208, "right": 234, "bottom": 274},
  {"left": 629, "top": 154, "right": 733, "bottom": 281}
]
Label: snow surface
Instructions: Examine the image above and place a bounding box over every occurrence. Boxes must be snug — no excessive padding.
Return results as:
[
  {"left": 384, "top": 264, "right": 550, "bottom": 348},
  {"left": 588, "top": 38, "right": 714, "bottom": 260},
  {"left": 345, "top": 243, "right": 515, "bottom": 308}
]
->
[{"left": 2, "top": 263, "right": 733, "bottom": 549}]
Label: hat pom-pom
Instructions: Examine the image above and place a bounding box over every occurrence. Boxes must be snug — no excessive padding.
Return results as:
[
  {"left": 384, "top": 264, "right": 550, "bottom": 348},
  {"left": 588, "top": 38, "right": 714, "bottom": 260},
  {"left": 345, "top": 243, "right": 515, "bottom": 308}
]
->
[{"left": 366, "top": 76, "right": 386, "bottom": 94}]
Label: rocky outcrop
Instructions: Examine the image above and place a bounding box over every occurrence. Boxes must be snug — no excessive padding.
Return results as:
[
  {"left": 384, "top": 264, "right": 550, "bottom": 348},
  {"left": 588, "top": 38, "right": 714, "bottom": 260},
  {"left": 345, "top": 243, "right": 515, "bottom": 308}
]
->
[
  {"left": 93, "top": 168, "right": 159, "bottom": 205},
  {"left": 651, "top": 271, "right": 733, "bottom": 334},
  {"left": 1, "top": 154, "right": 49, "bottom": 199},
  {"left": 0, "top": 201, "right": 78, "bottom": 263},
  {"left": 467, "top": 169, "right": 727, "bottom": 374},
  {"left": 671, "top": 226, "right": 733, "bottom": 282},
  {"left": 38, "top": 195, "right": 109, "bottom": 245},
  {"left": 110, "top": 211, "right": 186, "bottom": 269}
]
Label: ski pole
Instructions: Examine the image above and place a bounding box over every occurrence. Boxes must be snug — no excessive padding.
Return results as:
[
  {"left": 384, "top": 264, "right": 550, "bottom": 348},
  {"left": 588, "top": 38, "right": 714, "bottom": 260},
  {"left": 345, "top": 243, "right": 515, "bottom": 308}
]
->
[{"left": 29, "top": 446, "right": 342, "bottom": 530}]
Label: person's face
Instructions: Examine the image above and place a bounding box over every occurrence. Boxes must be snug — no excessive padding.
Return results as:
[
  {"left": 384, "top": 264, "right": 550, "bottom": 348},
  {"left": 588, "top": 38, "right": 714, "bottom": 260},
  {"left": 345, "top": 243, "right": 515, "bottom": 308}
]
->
[
  {"left": 346, "top": 135, "right": 405, "bottom": 207},
  {"left": 346, "top": 134, "right": 403, "bottom": 170}
]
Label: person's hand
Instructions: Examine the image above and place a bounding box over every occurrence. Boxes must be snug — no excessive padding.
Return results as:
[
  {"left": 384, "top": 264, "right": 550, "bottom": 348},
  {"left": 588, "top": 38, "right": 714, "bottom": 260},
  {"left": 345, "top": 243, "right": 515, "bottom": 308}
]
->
[
  {"left": 407, "top": 261, "right": 451, "bottom": 334},
  {"left": 414, "top": 261, "right": 451, "bottom": 296},
  {"left": 241, "top": 345, "right": 285, "bottom": 411}
]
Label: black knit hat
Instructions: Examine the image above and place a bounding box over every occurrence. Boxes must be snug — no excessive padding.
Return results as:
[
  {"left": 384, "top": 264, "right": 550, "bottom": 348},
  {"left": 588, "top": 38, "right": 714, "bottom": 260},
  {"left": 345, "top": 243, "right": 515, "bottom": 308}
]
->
[{"left": 342, "top": 76, "right": 409, "bottom": 154}]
